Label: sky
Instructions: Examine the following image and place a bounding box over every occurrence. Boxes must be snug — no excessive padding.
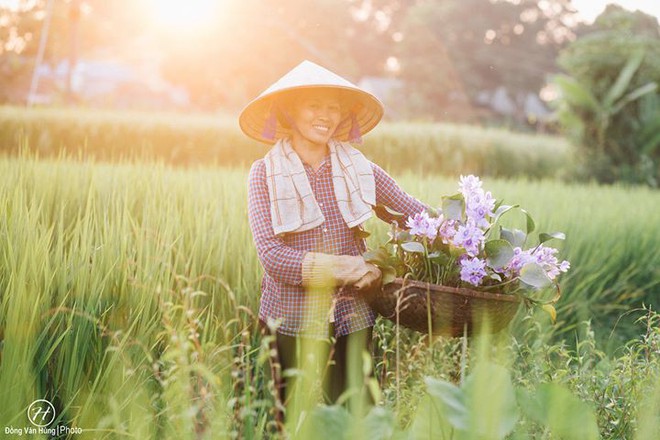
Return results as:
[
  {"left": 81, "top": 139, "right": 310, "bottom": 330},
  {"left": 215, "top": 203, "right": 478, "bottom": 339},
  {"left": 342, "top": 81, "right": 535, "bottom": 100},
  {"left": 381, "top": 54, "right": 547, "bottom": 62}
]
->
[{"left": 571, "top": 0, "right": 660, "bottom": 22}]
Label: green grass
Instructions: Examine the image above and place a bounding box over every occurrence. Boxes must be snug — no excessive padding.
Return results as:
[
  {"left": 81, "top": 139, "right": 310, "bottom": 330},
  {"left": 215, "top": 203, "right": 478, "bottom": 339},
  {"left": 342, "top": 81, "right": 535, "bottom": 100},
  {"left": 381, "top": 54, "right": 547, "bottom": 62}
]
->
[
  {"left": 0, "top": 105, "right": 572, "bottom": 178},
  {"left": 0, "top": 153, "right": 658, "bottom": 439}
]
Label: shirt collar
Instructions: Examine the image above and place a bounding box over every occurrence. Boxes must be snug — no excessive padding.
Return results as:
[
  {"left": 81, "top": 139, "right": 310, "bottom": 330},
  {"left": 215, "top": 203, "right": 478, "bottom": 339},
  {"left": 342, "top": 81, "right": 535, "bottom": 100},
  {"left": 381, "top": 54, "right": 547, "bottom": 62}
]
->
[{"left": 302, "top": 154, "right": 331, "bottom": 174}]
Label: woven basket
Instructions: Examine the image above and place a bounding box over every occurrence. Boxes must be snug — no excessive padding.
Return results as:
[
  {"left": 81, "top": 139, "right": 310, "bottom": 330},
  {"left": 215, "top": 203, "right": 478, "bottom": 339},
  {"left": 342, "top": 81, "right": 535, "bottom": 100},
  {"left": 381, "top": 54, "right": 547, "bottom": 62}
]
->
[{"left": 365, "top": 278, "right": 521, "bottom": 337}]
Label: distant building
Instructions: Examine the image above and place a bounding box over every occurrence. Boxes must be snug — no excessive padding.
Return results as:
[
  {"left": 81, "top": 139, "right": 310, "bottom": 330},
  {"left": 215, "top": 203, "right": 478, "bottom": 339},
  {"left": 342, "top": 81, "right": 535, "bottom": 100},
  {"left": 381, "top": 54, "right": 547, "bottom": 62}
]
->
[
  {"left": 358, "top": 77, "right": 550, "bottom": 126},
  {"left": 475, "top": 86, "right": 551, "bottom": 122},
  {"left": 31, "top": 59, "right": 189, "bottom": 109},
  {"left": 357, "top": 76, "right": 404, "bottom": 119}
]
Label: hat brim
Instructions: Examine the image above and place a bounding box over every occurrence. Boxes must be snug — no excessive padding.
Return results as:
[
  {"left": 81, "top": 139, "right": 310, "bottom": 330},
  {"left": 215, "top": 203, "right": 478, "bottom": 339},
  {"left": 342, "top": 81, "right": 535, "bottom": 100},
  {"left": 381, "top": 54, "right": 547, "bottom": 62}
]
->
[{"left": 239, "top": 85, "right": 384, "bottom": 145}]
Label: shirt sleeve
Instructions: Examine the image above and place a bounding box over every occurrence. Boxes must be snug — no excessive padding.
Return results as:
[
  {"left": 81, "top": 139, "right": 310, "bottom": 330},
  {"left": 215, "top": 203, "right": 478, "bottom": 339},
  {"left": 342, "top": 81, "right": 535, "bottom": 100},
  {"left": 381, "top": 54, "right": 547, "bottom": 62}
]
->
[
  {"left": 371, "top": 162, "right": 429, "bottom": 225},
  {"left": 247, "top": 159, "right": 306, "bottom": 286}
]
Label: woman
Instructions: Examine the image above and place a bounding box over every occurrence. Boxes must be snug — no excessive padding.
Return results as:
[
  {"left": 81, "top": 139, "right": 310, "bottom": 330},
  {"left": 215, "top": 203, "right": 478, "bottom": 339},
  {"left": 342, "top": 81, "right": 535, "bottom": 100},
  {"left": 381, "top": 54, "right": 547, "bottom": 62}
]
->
[{"left": 241, "top": 60, "right": 428, "bottom": 410}]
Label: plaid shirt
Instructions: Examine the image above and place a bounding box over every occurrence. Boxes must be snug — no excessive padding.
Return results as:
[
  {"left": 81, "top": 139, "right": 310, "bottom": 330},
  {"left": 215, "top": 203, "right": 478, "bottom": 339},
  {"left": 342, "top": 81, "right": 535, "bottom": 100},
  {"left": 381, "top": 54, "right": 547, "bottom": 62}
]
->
[{"left": 247, "top": 155, "right": 427, "bottom": 338}]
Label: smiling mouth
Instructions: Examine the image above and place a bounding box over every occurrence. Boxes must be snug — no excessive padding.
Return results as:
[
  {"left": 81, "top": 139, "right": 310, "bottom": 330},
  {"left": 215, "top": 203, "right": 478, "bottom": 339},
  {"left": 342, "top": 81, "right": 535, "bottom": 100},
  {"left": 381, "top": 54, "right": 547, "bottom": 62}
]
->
[{"left": 313, "top": 125, "right": 330, "bottom": 133}]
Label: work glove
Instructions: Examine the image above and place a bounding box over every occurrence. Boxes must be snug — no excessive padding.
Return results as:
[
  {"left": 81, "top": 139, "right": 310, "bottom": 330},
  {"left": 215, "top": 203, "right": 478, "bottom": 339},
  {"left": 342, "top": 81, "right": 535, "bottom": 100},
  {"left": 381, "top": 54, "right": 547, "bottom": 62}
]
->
[{"left": 302, "top": 252, "right": 382, "bottom": 291}]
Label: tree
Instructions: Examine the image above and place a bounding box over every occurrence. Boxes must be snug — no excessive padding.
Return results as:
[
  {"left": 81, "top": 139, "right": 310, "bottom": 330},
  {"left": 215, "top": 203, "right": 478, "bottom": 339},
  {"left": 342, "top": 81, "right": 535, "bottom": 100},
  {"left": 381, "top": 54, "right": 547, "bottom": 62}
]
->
[
  {"left": 0, "top": 0, "right": 48, "bottom": 102},
  {"left": 394, "top": 0, "right": 578, "bottom": 122},
  {"left": 0, "top": 0, "right": 128, "bottom": 104},
  {"left": 554, "top": 5, "right": 660, "bottom": 186}
]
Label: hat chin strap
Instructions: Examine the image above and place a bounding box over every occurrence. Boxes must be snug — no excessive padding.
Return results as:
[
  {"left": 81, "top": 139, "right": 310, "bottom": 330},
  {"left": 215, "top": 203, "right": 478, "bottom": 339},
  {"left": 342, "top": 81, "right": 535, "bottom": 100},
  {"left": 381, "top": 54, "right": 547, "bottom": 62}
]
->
[
  {"left": 344, "top": 102, "right": 365, "bottom": 143},
  {"left": 262, "top": 107, "right": 277, "bottom": 141},
  {"left": 262, "top": 104, "right": 299, "bottom": 142},
  {"left": 332, "top": 111, "right": 362, "bottom": 144},
  {"left": 348, "top": 112, "right": 362, "bottom": 144}
]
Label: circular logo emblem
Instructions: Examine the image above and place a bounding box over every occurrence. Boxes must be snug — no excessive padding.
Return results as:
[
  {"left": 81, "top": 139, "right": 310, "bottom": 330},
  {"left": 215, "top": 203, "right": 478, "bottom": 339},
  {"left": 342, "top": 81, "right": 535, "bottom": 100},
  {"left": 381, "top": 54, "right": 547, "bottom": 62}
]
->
[{"left": 27, "top": 399, "right": 56, "bottom": 427}]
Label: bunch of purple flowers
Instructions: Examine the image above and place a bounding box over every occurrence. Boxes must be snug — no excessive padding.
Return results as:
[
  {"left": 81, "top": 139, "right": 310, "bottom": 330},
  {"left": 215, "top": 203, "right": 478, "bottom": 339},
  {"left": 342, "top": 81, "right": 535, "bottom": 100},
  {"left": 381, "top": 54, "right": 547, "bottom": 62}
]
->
[{"left": 366, "top": 175, "right": 570, "bottom": 318}]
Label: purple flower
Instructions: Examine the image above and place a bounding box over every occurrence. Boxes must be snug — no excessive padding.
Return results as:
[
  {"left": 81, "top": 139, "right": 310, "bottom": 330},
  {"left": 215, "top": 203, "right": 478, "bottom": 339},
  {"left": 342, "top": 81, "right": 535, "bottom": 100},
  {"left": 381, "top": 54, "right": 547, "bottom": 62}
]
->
[
  {"left": 406, "top": 213, "right": 427, "bottom": 236},
  {"left": 503, "top": 247, "right": 535, "bottom": 278},
  {"left": 459, "top": 175, "right": 483, "bottom": 194},
  {"left": 532, "top": 245, "right": 571, "bottom": 280},
  {"left": 438, "top": 219, "right": 458, "bottom": 244},
  {"left": 458, "top": 176, "right": 496, "bottom": 229},
  {"left": 464, "top": 188, "right": 496, "bottom": 229},
  {"left": 460, "top": 256, "right": 488, "bottom": 286},
  {"left": 452, "top": 220, "right": 484, "bottom": 257},
  {"left": 406, "top": 211, "right": 443, "bottom": 241},
  {"left": 503, "top": 246, "right": 570, "bottom": 281}
]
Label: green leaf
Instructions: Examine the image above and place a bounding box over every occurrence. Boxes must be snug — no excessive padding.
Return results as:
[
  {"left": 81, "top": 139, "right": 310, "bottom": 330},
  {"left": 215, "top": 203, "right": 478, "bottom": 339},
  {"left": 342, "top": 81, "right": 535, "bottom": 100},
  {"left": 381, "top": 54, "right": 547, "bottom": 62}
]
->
[
  {"left": 425, "top": 378, "right": 469, "bottom": 430},
  {"left": 520, "top": 208, "right": 535, "bottom": 234},
  {"left": 492, "top": 204, "right": 518, "bottom": 223},
  {"left": 604, "top": 49, "right": 645, "bottom": 109},
  {"left": 428, "top": 251, "right": 450, "bottom": 266},
  {"left": 638, "top": 108, "right": 660, "bottom": 154},
  {"left": 381, "top": 266, "right": 397, "bottom": 285},
  {"left": 520, "top": 263, "right": 552, "bottom": 288},
  {"left": 553, "top": 75, "right": 599, "bottom": 111},
  {"left": 353, "top": 407, "right": 396, "bottom": 440},
  {"left": 538, "top": 231, "right": 566, "bottom": 244},
  {"left": 442, "top": 193, "right": 465, "bottom": 221},
  {"left": 401, "top": 241, "right": 426, "bottom": 253},
  {"left": 425, "top": 206, "right": 440, "bottom": 217},
  {"left": 449, "top": 245, "right": 464, "bottom": 258},
  {"left": 485, "top": 239, "right": 514, "bottom": 269},
  {"left": 516, "top": 388, "right": 546, "bottom": 424},
  {"left": 410, "top": 395, "right": 453, "bottom": 440},
  {"left": 536, "top": 384, "right": 600, "bottom": 440},
  {"left": 353, "top": 228, "right": 371, "bottom": 239},
  {"left": 299, "top": 405, "right": 351, "bottom": 440},
  {"left": 611, "top": 82, "right": 658, "bottom": 114},
  {"left": 395, "top": 230, "right": 413, "bottom": 242},
  {"left": 464, "top": 364, "right": 519, "bottom": 439},
  {"left": 542, "top": 304, "right": 557, "bottom": 324},
  {"left": 363, "top": 248, "right": 390, "bottom": 266},
  {"left": 636, "top": 380, "right": 660, "bottom": 440},
  {"left": 641, "top": 127, "right": 660, "bottom": 155},
  {"left": 500, "top": 227, "right": 526, "bottom": 248},
  {"left": 374, "top": 204, "right": 405, "bottom": 219}
]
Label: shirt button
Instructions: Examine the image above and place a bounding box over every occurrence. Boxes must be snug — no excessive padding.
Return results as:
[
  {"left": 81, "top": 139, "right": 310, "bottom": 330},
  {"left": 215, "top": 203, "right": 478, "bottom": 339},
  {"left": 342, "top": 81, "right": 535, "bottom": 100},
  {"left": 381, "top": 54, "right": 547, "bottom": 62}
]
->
[
  {"left": 323, "top": 228, "right": 328, "bottom": 233},
  {"left": 319, "top": 202, "right": 324, "bottom": 207}
]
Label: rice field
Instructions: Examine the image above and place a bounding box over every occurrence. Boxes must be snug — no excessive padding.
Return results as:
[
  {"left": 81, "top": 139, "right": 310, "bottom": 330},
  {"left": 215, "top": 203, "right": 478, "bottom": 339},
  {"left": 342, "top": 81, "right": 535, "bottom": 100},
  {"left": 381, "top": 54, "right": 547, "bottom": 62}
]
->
[
  {"left": 0, "top": 105, "right": 572, "bottom": 179},
  {"left": 0, "top": 151, "right": 659, "bottom": 439}
]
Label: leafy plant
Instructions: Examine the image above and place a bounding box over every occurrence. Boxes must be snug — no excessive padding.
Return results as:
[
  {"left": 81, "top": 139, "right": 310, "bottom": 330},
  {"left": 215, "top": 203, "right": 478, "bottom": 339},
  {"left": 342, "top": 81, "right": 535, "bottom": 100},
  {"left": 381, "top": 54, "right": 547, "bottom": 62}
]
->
[
  {"left": 412, "top": 364, "right": 599, "bottom": 440},
  {"left": 553, "top": 7, "right": 660, "bottom": 186},
  {"left": 365, "top": 175, "right": 569, "bottom": 320}
]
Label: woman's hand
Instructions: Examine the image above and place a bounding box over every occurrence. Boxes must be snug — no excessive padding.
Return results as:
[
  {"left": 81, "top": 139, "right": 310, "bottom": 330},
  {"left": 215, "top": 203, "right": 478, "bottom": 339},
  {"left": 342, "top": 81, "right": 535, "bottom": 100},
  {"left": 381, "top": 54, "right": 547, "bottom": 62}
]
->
[
  {"left": 353, "top": 263, "right": 382, "bottom": 292},
  {"left": 302, "top": 253, "right": 381, "bottom": 290}
]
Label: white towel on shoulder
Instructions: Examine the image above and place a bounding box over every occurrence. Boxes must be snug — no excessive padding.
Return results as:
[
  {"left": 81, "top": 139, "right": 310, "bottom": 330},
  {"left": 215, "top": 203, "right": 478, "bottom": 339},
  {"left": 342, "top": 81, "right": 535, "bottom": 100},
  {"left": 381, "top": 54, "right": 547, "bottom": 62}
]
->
[{"left": 264, "top": 138, "right": 375, "bottom": 236}]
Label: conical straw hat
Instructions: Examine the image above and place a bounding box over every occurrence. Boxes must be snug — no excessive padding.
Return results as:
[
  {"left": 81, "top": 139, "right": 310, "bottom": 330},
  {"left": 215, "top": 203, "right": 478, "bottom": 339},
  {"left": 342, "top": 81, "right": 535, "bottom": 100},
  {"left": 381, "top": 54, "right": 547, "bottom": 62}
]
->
[{"left": 238, "top": 60, "right": 384, "bottom": 144}]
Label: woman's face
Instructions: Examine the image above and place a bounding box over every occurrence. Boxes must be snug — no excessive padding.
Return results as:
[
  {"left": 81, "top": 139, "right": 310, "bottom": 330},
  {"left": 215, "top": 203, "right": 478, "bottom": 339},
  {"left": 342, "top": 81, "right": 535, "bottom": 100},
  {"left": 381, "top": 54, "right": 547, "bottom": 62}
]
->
[{"left": 290, "top": 89, "right": 342, "bottom": 150}]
